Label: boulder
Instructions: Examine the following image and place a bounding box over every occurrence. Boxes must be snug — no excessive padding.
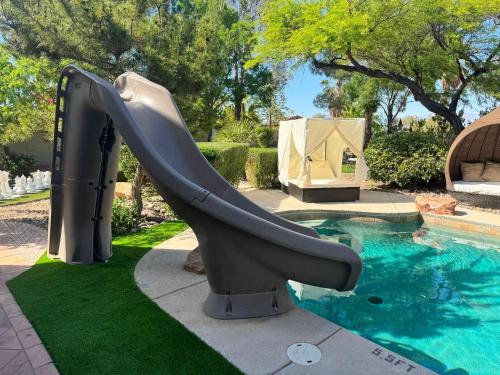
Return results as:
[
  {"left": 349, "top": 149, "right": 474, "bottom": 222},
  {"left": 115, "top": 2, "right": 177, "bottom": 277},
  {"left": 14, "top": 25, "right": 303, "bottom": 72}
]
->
[
  {"left": 184, "top": 247, "right": 205, "bottom": 274},
  {"left": 415, "top": 194, "right": 458, "bottom": 215}
]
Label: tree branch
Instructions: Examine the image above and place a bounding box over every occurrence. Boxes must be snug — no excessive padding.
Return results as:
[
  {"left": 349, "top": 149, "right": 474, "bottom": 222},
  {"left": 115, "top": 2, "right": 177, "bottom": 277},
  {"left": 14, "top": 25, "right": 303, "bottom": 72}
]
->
[{"left": 312, "top": 56, "right": 452, "bottom": 120}]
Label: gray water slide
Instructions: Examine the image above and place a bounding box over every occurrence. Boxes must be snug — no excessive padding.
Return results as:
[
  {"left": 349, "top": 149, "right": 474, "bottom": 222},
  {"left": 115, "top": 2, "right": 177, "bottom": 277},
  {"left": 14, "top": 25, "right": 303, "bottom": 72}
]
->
[{"left": 48, "top": 65, "right": 362, "bottom": 319}]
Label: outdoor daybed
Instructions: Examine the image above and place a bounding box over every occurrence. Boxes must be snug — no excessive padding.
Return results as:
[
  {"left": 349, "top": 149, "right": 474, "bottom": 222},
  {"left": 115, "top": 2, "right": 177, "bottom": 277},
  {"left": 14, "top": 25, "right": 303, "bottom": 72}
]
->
[
  {"left": 445, "top": 107, "right": 500, "bottom": 209},
  {"left": 278, "top": 117, "right": 368, "bottom": 202}
]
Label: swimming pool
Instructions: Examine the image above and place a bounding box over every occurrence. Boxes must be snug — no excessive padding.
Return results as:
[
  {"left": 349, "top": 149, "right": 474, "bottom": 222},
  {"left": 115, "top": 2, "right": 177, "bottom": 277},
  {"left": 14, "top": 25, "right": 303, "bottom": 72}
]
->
[{"left": 289, "top": 218, "right": 499, "bottom": 375}]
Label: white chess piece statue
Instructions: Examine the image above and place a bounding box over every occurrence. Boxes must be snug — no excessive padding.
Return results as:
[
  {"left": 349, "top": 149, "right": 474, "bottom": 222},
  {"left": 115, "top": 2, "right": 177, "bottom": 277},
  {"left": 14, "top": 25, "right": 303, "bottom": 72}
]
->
[
  {"left": 2, "top": 172, "right": 13, "bottom": 198},
  {"left": 26, "top": 176, "right": 36, "bottom": 193},
  {"left": 0, "top": 172, "right": 6, "bottom": 199},
  {"left": 33, "top": 170, "right": 44, "bottom": 190},
  {"left": 42, "top": 171, "right": 51, "bottom": 188},
  {"left": 0, "top": 172, "right": 4, "bottom": 199},
  {"left": 15, "top": 175, "right": 27, "bottom": 195},
  {"left": 13, "top": 176, "right": 20, "bottom": 195}
]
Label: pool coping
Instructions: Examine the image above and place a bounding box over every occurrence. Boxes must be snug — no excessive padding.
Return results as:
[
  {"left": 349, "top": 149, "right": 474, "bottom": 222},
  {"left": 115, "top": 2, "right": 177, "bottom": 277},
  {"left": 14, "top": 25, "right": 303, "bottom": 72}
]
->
[
  {"left": 278, "top": 209, "right": 421, "bottom": 223},
  {"left": 421, "top": 211, "right": 500, "bottom": 236},
  {"left": 135, "top": 227, "right": 436, "bottom": 375}
]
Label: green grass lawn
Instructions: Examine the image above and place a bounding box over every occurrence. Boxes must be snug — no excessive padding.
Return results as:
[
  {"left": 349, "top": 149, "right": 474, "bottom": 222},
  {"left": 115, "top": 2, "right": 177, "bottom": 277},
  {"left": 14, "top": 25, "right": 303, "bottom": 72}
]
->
[
  {"left": 0, "top": 190, "right": 50, "bottom": 206},
  {"left": 342, "top": 163, "right": 355, "bottom": 174},
  {"left": 8, "top": 222, "right": 241, "bottom": 375}
]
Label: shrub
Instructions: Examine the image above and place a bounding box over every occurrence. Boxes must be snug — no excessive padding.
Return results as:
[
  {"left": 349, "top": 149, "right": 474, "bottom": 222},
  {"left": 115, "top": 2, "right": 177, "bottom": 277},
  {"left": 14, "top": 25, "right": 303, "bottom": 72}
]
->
[
  {"left": 245, "top": 148, "right": 279, "bottom": 189},
  {"left": 214, "top": 119, "right": 258, "bottom": 146},
  {"left": 111, "top": 197, "right": 139, "bottom": 235},
  {"left": 118, "top": 144, "right": 138, "bottom": 182},
  {"left": 0, "top": 149, "right": 35, "bottom": 177},
  {"left": 364, "top": 131, "right": 448, "bottom": 188},
  {"left": 255, "top": 126, "right": 274, "bottom": 148},
  {"left": 197, "top": 142, "right": 249, "bottom": 186}
]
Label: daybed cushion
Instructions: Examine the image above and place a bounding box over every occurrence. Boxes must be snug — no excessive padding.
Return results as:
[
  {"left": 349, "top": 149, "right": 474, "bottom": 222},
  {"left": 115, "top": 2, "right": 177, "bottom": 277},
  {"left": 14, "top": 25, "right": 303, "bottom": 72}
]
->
[
  {"left": 460, "top": 162, "right": 485, "bottom": 181},
  {"left": 482, "top": 161, "right": 500, "bottom": 182},
  {"left": 453, "top": 181, "right": 500, "bottom": 196}
]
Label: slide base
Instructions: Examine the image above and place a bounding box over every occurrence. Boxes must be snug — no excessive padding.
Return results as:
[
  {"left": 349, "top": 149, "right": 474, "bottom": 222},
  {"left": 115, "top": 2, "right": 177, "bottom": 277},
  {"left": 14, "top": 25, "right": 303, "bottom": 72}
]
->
[{"left": 204, "top": 288, "right": 294, "bottom": 320}]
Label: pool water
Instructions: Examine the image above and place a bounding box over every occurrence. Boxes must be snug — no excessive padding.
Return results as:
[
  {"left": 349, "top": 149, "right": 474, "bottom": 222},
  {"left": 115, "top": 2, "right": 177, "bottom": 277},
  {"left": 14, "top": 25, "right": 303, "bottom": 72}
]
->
[{"left": 289, "top": 219, "right": 500, "bottom": 375}]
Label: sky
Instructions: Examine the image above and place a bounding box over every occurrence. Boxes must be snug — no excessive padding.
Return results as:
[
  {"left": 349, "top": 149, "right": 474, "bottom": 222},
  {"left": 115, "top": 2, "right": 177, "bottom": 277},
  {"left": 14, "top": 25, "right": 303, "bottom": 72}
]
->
[{"left": 284, "top": 65, "right": 483, "bottom": 122}]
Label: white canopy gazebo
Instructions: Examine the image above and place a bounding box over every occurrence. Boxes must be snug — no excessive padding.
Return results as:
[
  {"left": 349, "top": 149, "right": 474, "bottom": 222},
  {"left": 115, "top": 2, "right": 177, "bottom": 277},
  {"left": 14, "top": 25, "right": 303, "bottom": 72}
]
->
[{"left": 278, "top": 117, "right": 368, "bottom": 202}]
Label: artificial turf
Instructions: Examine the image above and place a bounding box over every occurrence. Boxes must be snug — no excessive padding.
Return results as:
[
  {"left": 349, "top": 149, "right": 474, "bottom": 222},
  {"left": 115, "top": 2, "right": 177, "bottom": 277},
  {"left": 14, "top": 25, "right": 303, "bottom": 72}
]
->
[
  {"left": 0, "top": 190, "right": 50, "bottom": 206},
  {"left": 8, "top": 221, "right": 241, "bottom": 375}
]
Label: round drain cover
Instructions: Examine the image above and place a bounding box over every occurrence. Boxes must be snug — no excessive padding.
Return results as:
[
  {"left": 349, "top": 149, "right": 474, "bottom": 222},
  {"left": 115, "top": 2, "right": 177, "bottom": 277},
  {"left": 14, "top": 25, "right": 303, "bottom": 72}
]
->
[
  {"left": 368, "top": 296, "right": 383, "bottom": 305},
  {"left": 286, "top": 343, "right": 321, "bottom": 365}
]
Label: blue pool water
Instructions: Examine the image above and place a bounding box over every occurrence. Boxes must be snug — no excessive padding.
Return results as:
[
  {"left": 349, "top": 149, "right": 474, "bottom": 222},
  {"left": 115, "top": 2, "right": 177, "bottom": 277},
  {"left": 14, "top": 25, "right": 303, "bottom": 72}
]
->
[{"left": 289, "top": 219, "right": 500, "bottom": 375}]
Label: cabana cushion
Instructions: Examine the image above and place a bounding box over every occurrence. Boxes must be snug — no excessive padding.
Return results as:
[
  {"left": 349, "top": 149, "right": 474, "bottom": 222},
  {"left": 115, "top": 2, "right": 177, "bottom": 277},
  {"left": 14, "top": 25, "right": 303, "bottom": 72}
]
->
[
  {"left": 453, "top": 181, "right": 500, "bottom": 196},
  {"left": 460, "top": 161, "right": 485, "bottom": 182},
  {"left": 482, "top": 161, "right": 500, "bottom": 182}
]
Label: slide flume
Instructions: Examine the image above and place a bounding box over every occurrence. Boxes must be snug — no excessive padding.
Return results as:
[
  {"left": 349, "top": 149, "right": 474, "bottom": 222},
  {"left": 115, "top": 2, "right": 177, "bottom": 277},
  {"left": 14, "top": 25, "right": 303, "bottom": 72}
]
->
[{"left": 48, "top": 66, "right": 362, "bottom": 319}]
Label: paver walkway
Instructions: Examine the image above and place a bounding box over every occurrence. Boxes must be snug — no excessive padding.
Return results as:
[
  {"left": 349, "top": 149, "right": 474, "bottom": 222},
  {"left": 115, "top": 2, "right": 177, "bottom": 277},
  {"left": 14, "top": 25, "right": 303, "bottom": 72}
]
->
[{"left": 0, "top": 219, "right": 58, "bottom": 375}]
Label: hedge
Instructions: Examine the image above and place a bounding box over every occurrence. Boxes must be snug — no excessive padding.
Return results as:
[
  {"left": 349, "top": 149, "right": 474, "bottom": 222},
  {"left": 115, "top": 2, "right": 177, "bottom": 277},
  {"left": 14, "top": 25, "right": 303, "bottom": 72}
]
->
[
  {"left": 364, "top": 131, "right": 448, "bottom": 188},
  {"left": 245, "top": 148, "right": 279, "bottom": 189},
  {"left": 197, "top": 142, "right": 249, "bottom": 186}
]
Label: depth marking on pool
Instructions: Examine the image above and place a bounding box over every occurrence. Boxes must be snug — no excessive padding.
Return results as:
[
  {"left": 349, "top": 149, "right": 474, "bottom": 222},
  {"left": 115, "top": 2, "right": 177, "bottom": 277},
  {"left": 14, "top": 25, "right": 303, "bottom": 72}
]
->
[
  {"left": 286, "top": 343, "right": 322, "bottom": 365},
  {"left": 371, "top": 347, "right": 417, "bottom": 373}
]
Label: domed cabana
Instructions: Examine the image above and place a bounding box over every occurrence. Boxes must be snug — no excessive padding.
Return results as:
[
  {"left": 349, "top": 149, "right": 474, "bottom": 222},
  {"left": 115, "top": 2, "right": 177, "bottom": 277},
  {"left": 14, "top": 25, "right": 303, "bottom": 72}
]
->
[{"left": 445, "top": 107, "right": 500, "bottom": 209}]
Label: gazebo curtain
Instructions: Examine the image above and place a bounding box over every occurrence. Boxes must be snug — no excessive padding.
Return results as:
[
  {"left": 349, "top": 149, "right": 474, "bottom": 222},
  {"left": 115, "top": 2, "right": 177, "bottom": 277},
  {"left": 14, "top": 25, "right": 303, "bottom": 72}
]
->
[{"left": 278, "top": 118, "right": 368, "bottom": 187}]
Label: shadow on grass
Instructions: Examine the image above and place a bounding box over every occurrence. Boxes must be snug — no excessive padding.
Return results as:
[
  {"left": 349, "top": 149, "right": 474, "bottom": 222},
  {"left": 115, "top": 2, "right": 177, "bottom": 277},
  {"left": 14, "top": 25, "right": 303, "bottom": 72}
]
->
[{"left": 7, "top": 221, "right": 241, "bottom": 375}]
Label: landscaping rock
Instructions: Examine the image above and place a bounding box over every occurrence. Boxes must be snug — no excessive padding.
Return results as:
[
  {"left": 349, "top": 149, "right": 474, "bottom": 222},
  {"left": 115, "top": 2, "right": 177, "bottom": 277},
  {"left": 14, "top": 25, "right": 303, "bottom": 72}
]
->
[
  {"left": 114, "top": 182, "right": 132, "bottom": 199},
  {"left": 184, "top": 247, "right": 205, "bottom": 274},
  {"left": 415, "top": 194, "right": 458, "bottom": 215}
]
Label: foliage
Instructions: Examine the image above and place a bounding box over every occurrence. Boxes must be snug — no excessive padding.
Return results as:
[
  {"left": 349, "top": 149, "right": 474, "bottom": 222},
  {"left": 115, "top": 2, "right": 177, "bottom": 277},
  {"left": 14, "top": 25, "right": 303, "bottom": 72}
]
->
[
  {"left": 245, "top": 147, "right": 279, "bottom": 188},
  {"left": 214, "top": 119, "right": 259, "bottom": 146},
  {"left": 0, "top": 47, "right": 66, "bottom": 144},
  {"left": 0, "top": 1, "right": 287, "bottom": 138},
  {"left": 365, "top": 132, "right": 448, "bottom": 188},
  {"left": 118, "top": 144, "right": 138, "bottom": 182},
  {"left": 403, "top": 115, "right": 456, "bottom": 145},
  {"left": 224, "top": 4, "right": 284, "bottom": 121},
  {"left": 255, "top": 126, "right": 274, "bottom": 147},
  {"left": 251, "top": 0, "right": 500, "bottom": 133},
  {"left": 8, "top": 221, "right": 240, "bottom": 375},
  {"left": 342, "top": 164, "right": 355, "bottom": 174},
  {"left": 197, "top": 142, "right": 249, "bottom": 186},
  {"left": 0, "top": 148, "right": 34, "bottom": 177},
  {"left": 313, "top": 72, "right": 384, "bottom": 144},
  {"left": 111, "top": 197, "right": 139, "bottom": 235}
]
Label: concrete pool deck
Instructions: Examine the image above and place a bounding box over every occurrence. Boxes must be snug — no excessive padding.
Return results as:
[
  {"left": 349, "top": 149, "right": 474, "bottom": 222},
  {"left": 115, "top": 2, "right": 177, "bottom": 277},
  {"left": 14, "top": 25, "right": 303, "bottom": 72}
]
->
[
  {"left": 244, "top": 188, "right": 500, "bottom": 235},
  {"left": 135, "top": 229, "right": 434, "bottom": 375},
  {"left": 136, "top": 189, "right": 479, "bottom": 375}
]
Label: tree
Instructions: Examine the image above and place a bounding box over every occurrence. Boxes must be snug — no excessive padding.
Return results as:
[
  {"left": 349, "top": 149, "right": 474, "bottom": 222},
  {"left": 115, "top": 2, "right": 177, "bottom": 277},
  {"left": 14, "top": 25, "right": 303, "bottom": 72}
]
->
[
  {"left": 0, "top": 0, "right": 232, "bottom": 214},
  {"left": 250, "top": 0, "right": 499, "bottom": 134},
  {"left": 0, "top": 47, "right": 65, "bottom": 144},
  {"left": 378, "top": 82, "right": 410, "bottom": 133},
  {"left": 313, "top": 79, "right": 346, "bottom": 117},
  {"left": 314, "top": 73, "right": 379, "bottom": 145},
  {"left": 224, "top": 8, "right": 281, "bottom": 121}
]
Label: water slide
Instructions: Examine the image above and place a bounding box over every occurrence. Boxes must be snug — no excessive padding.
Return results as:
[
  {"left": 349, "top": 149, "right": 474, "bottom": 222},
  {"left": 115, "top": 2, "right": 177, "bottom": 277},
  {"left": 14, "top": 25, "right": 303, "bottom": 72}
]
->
[{"left": 48, "top": 65, "right": 362, "bottom": 319}]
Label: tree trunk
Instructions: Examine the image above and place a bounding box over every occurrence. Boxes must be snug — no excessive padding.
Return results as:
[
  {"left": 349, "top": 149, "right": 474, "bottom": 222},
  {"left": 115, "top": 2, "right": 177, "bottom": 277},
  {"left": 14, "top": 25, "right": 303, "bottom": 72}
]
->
[
  {"left": 386, "top": 103, "right": 394, "bottom": 133},
  {"left": 131, "top": 164, "right": 145, "bottom": 217},
  {"left": 364, "top": 108, "right": 374, "bottom": 148},
  {"left": 444, "top": 112, "right": 464, "bottom": 135}
]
